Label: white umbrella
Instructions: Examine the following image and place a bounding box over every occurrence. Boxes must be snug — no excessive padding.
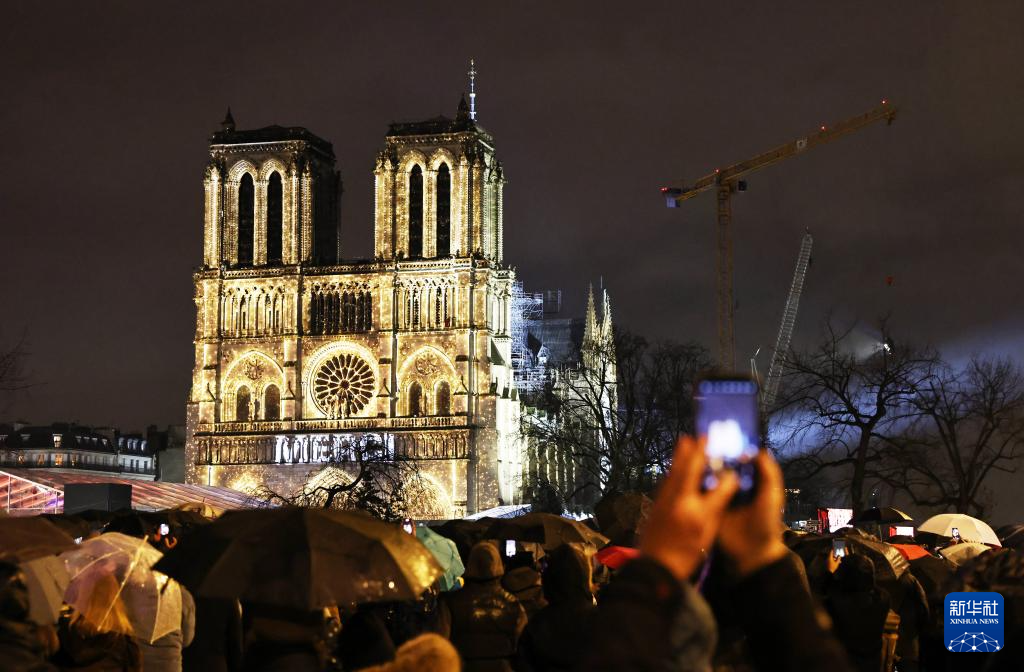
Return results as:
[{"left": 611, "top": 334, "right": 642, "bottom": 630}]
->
[
  {"left": 940, "top": 542, "right": 992, "bottom": 567},
  {"left": 918, "top": 513, "right": 1001, "bottom": 546},
  {"left": 20, "top": 555, "right": 70, "bottom": 625},
  {"left": 61, "top": 532, "right": 183, "bottom": 643}
]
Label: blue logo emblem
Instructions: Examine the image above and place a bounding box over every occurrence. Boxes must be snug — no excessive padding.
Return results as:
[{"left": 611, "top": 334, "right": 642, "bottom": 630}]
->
[{"left": 944, "top": 592, "right": 1004, "bottom": 652}]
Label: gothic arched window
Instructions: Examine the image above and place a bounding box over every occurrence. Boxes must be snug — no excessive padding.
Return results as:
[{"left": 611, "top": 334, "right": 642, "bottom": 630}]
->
[
  {"left": 436, "top": 381, "right": 451, "bottom": 416},
  {"left": 237, "top": 174, "right": 255, "bottom": 266},
  {"left": 408, "top": 382, "right": 423, "bottom": 417},
  {"left": 267, "top": 172, "right": 283, "bottom": 264},
  {"left": 436, "top": 163, "right": 451, "bottom": 256},
  {"left": 264, "top": 384, "right": 281, "bottom": 421},
  {"left": 408, "top": 165, "right": 423, "bottom": 258},
  {"left": 236, "top": 386, "right": 251, "bottom": 421}
]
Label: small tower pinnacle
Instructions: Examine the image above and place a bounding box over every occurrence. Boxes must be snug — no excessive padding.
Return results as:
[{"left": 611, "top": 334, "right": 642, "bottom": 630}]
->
[
  {"left": 221, "top": 107, "right": 236, "bottom": 132},
  {"left": 468, "top": 58, "right": 477, "bottom": 121},
  {"left": 583, "top": 284, "right": 598, "bottom": 345}
]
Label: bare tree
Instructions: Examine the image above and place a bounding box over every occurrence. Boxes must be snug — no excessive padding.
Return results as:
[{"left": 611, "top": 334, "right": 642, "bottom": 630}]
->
[
  {"left": 253, "top": 432, "right": 432, "bottom": 521},
  {"left": 522, "top": 330, "right": 711, "bottom": 507},
  {"left": 877, "top": 358, "right": 1024, "bottom": 517},
  {"left": 773, "top": 320, "right": 938, "bottom": 514},
  {"left": 0, "top": 332, "right": 30, "bottom": 411}
]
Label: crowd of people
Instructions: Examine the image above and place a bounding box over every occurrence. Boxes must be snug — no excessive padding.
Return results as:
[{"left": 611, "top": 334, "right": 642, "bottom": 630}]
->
[{"left": 0, "top": 436, "right": 1021, "bottom": 671}]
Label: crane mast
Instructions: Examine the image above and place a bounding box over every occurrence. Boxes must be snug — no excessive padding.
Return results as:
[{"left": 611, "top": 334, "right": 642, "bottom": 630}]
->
[
  {"left": 663, "top": 101, "right": 897, "bottom": 369},
  {"left": 763, "top": 231, "right": 813, "bottom": 409}
]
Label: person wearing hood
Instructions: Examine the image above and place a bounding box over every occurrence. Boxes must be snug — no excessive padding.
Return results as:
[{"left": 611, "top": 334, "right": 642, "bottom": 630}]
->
[
  {"left": 0, "top": 560, "right": 58, "bottom": 672},
  {"left": 823, "top": 554, "right": 892, "bottom": 672},
  {"left": 515, "top": 544, "right": 595, "bottom": 671},
  {"left": 443, "top": 542, "right": 526, "bottom": 672},
  {"left": 500, "top": 552, "right": 546, "bottom": 620},
  {"left": 358, "top": 632, "right": 461, "bottom": 672}
]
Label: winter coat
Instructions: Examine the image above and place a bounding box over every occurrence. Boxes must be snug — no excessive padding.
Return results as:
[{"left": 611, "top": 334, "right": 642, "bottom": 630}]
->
[
  {"left": 357, "top": 633, "right": 461, "bottom": 672},
  {"left": 736, "top": 554, "right": 855, "bottom": 672},
  {"left": 500, "top": 567, "right": 546, "bottom": 620},
  {"left": 336, "top": 609, "right": 396, "bottom": 671},
  {"left": 444, "top": 543, "right": 527, "bottom": 672},
  {"left": 575, "top": 556, "right": 716, "bottom": 672},
  {"left": 240, "top": 603, "right": 330, "bottom": 672},
  {"left": 52, "top": 618, "right": 142, "bottom": 672},
  {"left": 0, "top": 617, "right": 58, "bottom": 672},
  {"left": 517, "top": 545, "right": 595, "bottom": 672},
  {"left": 181, "top": 597, "right": 243, "bottom": 672},
  {"left": 137, "top": 586, "right": 195, "bottom": 672},
  {"left": 824, "top": 555, "right": 891, "bottom": 672}
]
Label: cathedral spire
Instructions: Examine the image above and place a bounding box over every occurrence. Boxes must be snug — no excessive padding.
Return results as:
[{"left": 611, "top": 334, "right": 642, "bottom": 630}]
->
[
  {"left": 221, "top": 107, "right": 235, "bottom": 132},
  {"left": 583, "top": 284, "right": 599, "bottom": 345},
  {"left": 468, "top": 58, "right": 477, "bottom": 121},
  {"left": 601, "top": 288, "right": 613, "bottom": 343}
]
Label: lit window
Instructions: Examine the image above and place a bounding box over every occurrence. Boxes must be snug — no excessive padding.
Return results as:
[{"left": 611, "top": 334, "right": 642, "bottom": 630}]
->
[{"left": 53, "top": 434, "right": 62, "bottom": 449}]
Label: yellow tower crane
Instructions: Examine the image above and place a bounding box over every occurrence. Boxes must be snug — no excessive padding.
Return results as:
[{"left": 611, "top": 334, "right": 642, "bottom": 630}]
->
[{"left": 662, "top": 101, "right": 898, "bottom": 369}]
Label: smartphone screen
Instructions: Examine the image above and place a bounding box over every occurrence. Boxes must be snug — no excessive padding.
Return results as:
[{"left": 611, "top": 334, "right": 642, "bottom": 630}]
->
[
  {"left": 832, "top": 539, "right": 847, "bottom": 558},
  {"left": 695, "top": 376, "right": 760, "bottom": 499},
  {"left": 952, "top": 527, "right": 961, "bottom": 540},
  {"left": 159, "top": 523, "right": 170, "bottom": 536},
  {"left": 402, "top": 518, "right": 414, "bottom": 535},
  {"left": 505, "top": 540, "right": 516, "bottom": 557}
]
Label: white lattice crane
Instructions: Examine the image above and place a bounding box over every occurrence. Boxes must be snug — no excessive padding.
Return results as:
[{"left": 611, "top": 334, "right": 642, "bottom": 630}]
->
[
  {"left": 662, "top": 102, "right": 897, "bottom": 369},
  {"left": 762, "top": 231, "right": 814, "bottom": 409}
]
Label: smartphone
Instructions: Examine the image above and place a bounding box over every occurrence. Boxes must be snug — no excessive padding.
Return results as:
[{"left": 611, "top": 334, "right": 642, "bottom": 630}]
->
[
  {"left": 952, "top": 527, "right": 961, "bottom": 540},
  {"left": 695, "top": 375, "right": 761, "bottom": 505},
  {"left": 159, "top": 523, "right": 170, "bottom": 536},
  {"left": 832, "top": 539, "right": 847, "bottom": 558},
  {"left": 402, "top": 518, "right": 414, "bottom": 535},
  {"left": 505, "top": 540, "right": 516, "bottom": 558}
]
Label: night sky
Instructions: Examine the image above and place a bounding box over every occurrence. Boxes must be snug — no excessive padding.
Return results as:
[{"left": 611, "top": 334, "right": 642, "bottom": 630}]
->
[{"left": 3, "top": 2, "right": 1023, "bottom": 432}]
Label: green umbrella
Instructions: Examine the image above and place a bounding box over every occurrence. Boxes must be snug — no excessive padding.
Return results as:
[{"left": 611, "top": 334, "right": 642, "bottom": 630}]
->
[{"left": 415, "top": 526, "right": 465, "bottom": 592}]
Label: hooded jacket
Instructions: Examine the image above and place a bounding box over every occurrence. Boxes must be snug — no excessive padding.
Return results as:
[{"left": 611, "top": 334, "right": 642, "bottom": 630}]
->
[
  {"left": 516, "top": 545, "right": 596, "bottom": 672},
  {"left": 443, "top": 543, "right": 526, "bottom": 672},
  {"left": 357, "top": 633, "right": 461, "bottom": 672}
]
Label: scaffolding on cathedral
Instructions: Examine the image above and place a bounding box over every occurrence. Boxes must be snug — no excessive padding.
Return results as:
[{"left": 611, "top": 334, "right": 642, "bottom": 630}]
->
[{"left": 511, "top": 281, "right": 546, "bottom": 393}]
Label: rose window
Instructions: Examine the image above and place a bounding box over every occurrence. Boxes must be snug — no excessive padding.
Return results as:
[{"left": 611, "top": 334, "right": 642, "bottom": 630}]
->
[{"left": 312, "top": 353, "right": 375, "bottom": 418}]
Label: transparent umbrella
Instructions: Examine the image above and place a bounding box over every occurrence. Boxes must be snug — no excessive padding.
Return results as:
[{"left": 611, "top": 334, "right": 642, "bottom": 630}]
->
[{"left": 61, "top": 532, "right": 183, "bottom": 644}]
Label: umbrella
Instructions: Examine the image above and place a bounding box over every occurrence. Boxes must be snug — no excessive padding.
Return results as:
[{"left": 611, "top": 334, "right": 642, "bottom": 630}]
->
[
  {"left": 594, "top": 493, "right": 652, "bottom": 547},
  {"left": 40, "top": 514, "right": 94, "bottom": 539},
  {"left": 153, "top": 508, "right": 443, "bottom": 610},
  {"left": 0, "top": 517, "right": 78, "bottom": 562},
  {"left": 595, "top": 545, "right": 640, "bottom": 570},
  {"left": 485, "top": 512, "right": 609, "bottom": 551},
  {"left": 918, "top": 514, "right": 1001, "bottom": 546},
  {"left": 939, "top": 542, "right": 992, "bottom": 567},
  {"left": 852, "top": 507, "right": 914, "bottom": 524},
  {"left": 892, "top": 543, "right": 932, "bottom": 561},
  {"left": 434, "top": 518, "right": 496, "bottom": 562},
  {"left": 996, "top": 524, "right": 1024, "bottom": 551},
  {"left": 791, "top": 531, "right": 909, "bottom": 589},
  {"left": 62, "top": 532, "right": 183, "bottom": 643},
  {"left": 415, "top": 525, "right": 465, "bottom": 592},
  {"left": 20, "top": 555, "right": 70, "bottom": 625}
]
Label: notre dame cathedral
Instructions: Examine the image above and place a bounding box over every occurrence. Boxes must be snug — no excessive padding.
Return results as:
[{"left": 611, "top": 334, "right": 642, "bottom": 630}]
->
[{"left": 185, "top": 83, "right": 616, "bottom": 518}]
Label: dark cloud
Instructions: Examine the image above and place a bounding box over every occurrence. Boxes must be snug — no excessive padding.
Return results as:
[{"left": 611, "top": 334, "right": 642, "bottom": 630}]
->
[{"left": 2, "top": 1, "right": 1023, "bottom": 429}]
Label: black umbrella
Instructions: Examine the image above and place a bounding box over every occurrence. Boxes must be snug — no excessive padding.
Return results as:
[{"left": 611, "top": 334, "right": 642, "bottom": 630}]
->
[
  {"left": 433, "top": 518, "right": 496, "bottom": 563},
  {"left": 0, "top": 517, "right": 77, "bottom": 562},
  {"left": 594, "top": 492, "right": 652, "bottom": 547},
  {"left": 852, "top": 507, "right": 914, "bottom": 525},
  {"left": 153, "top": 508, "right": 442, "bottom": 610},
  {"left": 485, "top": 512, "right": 609, "bottom": 550}
]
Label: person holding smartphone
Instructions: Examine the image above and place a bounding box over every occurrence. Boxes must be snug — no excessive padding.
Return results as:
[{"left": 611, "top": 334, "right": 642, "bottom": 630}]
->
[{"left": 579, "top": 435, "right": 854, "bottom": 672}]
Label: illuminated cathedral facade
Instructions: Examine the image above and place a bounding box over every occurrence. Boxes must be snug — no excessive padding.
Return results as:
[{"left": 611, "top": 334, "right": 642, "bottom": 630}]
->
[{"left": 185, "top": 93, "right": 530, "bottom": 518}]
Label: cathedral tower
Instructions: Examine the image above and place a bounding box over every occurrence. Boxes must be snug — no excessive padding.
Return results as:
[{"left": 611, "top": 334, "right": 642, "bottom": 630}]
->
[{"left": 373, "top": 96, "right": 504, "bottom": 262}]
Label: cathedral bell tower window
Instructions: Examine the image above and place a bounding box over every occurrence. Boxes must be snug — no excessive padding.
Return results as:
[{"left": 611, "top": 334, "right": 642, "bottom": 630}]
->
[
  {"left": 267, "top": 172, "right": 283, "bottom": 264},
  {"left": 238, "top": 174, "right": 255, "bottom": 266},
  {"left": 408, "top": 165, "right": 423, "bottom": 258},
  {"left": 436, "top": 163, "right": 451, "bottom": 257}
]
